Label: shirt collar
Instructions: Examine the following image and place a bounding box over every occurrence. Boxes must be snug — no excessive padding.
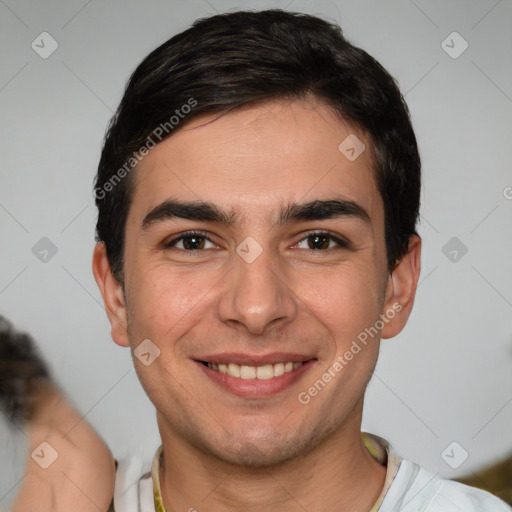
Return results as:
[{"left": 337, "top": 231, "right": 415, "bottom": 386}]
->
[
  {"left": 360, "top": 431, "right": 403, "bottom": 511},
  {"left": 151, "top": 431, "right": 402, "bottom": 512}
]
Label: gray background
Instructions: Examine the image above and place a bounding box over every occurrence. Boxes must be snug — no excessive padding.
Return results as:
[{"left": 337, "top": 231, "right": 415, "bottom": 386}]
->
[{"left": 1, "top": 0, "right": 511, "bottom": 505}]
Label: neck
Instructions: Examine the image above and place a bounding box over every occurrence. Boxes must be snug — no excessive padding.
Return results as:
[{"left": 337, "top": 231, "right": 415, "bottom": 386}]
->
[{"left": 157, "top": 410, "right": 386, "bottom": 512}]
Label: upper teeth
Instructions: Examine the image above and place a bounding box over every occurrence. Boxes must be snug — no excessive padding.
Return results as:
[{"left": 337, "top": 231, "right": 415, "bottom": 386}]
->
[{"left": 207, "top": 361, "right": 303, "bottom": 379}]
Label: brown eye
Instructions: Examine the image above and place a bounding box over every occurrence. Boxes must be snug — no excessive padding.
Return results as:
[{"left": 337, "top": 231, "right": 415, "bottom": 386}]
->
[
  {"left": 307, "top": 234, "right": 331, "bottom": 250},
  {"left": 181, "top": 235, "right": 206, "bottom": 250},
  {"left": 163, "top": 231, "right": 215, "bottom": 251},
  {"left": 295, "top": 231, "right": 350, "bottom": 251}
]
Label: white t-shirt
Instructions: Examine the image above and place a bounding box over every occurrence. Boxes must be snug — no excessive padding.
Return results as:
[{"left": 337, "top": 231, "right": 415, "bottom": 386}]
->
[{"left": 111, "top": 432, "right": 512, "bottom": 512}]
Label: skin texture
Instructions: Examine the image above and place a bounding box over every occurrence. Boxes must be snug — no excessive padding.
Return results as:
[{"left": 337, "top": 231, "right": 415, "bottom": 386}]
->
[
  {"left": 93, "top": 97, "right": 421, "bottom": 511},
  {"left": 11, "top": 381, "right": 116, "bottom": 512}
]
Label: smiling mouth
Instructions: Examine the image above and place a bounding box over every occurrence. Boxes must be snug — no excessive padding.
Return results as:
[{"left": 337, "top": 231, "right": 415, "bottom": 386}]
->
[{"left": 200, "top": 361, "right": 308, "bottom": 380}]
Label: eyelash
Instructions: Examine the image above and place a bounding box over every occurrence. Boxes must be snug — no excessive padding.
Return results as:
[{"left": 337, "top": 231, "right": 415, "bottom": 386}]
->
[{"left": 162, "top": 230, "right": 350, "bottom": 253}]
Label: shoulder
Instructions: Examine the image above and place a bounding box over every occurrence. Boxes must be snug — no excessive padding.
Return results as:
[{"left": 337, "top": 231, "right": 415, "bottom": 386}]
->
[
  {"left": 427, "top": 476, "right": 512, "bottom": 512},
  {"left": 383, "top": 458, "right": 512, "bottom": 512}
]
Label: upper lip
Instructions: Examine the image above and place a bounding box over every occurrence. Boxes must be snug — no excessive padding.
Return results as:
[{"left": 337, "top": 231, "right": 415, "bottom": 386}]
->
[{"left": 195, "top": 352, "right": 316, "bottom": 366}]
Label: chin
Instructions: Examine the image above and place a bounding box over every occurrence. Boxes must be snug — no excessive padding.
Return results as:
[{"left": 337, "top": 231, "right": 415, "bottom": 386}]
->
[{"left": 213, "top": 433, "right": 311, "bottom": 469}]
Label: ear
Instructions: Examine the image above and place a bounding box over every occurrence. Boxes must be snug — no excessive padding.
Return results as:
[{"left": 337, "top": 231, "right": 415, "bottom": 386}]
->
[
  {"left": 381, "top": 235, "right": 421, "bottom": 339},
  {"left": 92, "top": 242, "right": 130, "bottom": 347}
]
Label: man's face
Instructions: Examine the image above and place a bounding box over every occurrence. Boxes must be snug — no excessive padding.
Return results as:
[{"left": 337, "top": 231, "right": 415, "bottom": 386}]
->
[{"left": 111, "top": 98, "right": 396, "bottom": 466}]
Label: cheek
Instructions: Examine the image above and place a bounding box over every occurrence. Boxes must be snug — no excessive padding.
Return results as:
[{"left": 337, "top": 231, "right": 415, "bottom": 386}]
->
[
  {"left": 128, "top": 267, "right": 201, "bottom": 330},
  {"left": 125, "top": 271, "right": 195, "bottom": 405},
  {"left": 299, "top": 262, "right": 384, "bottom": 351},
  {"left": 125, "top": 264, "right": 224, "bottom": 368}
]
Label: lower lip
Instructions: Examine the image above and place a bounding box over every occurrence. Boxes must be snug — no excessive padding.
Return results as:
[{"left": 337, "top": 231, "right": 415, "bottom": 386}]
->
[{"left": 195, "top": 360, "right": 316, "bottom": 398}]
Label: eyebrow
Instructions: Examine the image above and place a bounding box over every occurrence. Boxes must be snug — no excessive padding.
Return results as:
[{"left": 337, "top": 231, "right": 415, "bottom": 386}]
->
[{"left": 141, "top": 197, "right": 371, "bottom": 230}]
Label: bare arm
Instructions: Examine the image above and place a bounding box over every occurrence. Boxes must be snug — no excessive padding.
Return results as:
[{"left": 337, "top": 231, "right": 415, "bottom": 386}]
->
[
  {"left": 11, "top": 379, "right": 116, "bottom": 512},
  {"left": 0, "top": 318, "right": 116, "bottom": 512}
]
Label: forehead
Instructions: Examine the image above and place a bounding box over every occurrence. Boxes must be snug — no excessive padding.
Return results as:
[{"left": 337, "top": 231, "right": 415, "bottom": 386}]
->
[{"left": 129, "top": 98, "right": 382, "bottom": 227}]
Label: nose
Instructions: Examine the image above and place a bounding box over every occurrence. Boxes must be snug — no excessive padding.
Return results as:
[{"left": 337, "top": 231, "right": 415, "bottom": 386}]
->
[{"left": 217, "top": 242, "right": 298, "bottom": 336}]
